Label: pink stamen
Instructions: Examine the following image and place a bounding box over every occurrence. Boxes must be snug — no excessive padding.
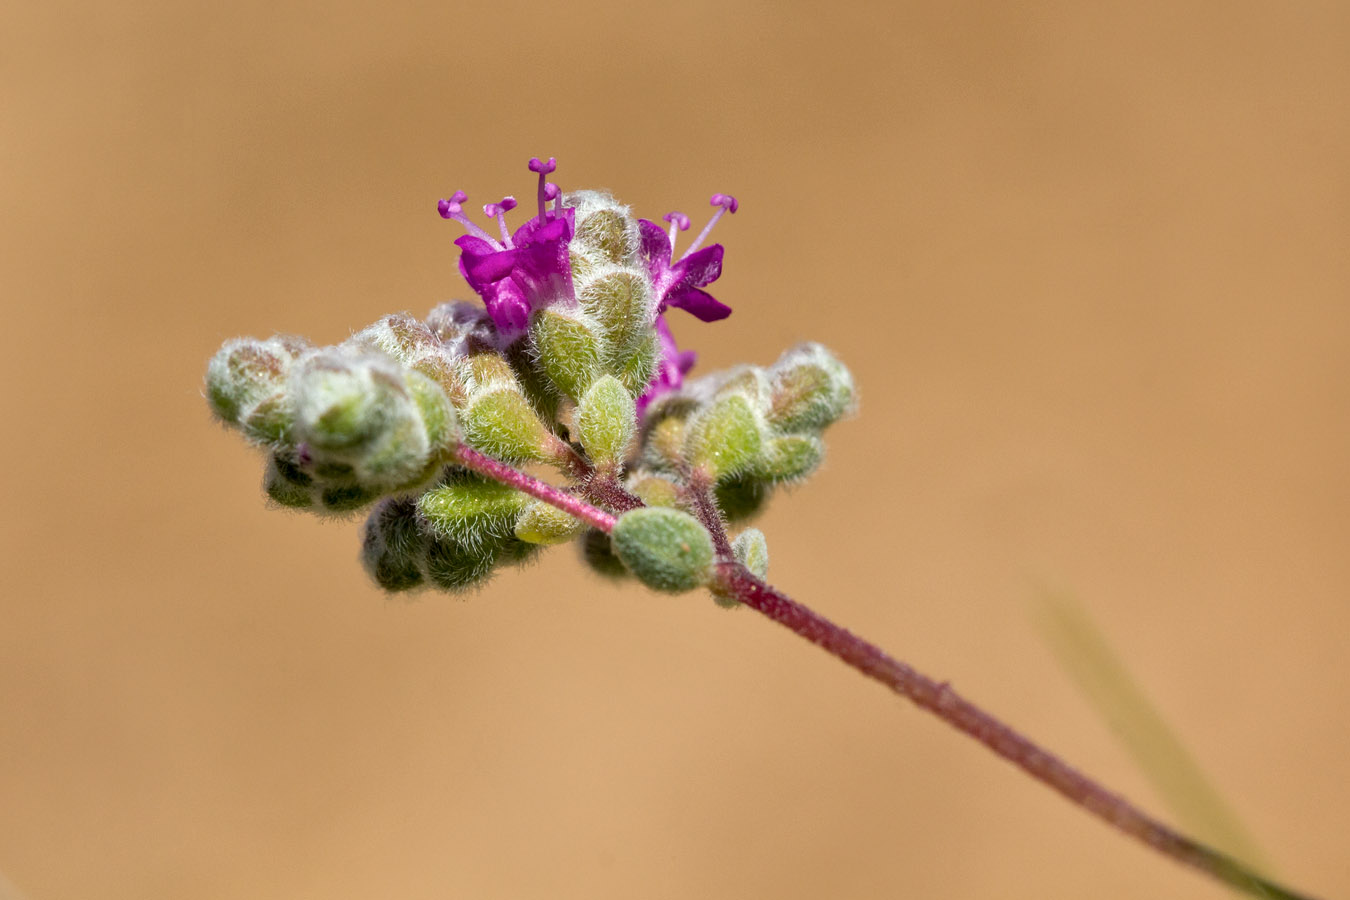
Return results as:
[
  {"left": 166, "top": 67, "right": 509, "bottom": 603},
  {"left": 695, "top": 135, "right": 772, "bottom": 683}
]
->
[
  {"left": 528, "top": 157, "right": 558, "bottom": 222},
  {"left": 681, "top": 194, "right": 738, "bottom": 260},
  {"left": 438, "top": 190, "right": 501, "bottom": 248},
  {"left": 663, "top": 211, "right": 690, "bottom": 253},
  {"left": 483, "top": 196, "right": 518, "bottom": 245}
]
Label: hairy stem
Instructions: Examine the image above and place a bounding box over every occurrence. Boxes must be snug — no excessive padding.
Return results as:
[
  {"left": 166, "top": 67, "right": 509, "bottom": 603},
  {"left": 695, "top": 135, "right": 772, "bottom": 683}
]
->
[
  {"left": 712, "top": 563, "right": 1316, "bottom": 900},
  {"left": 454, "top": 445, "right": 617, "bottom": 534},
  {"left": 456, "top": 446, "right": 1319, "bottom": 900},
  {"left": 585, "top": 470, "right": 645, "bottom": 513},
  {"left": 683, "top": 469, "right": 734, "bottom": 559}
]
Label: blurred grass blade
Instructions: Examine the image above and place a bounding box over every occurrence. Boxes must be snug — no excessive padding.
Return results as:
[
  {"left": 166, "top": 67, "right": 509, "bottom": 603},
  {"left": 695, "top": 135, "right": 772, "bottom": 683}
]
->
[{"left": 1036, "top": 590, "right": 1271, "bottom": 873}]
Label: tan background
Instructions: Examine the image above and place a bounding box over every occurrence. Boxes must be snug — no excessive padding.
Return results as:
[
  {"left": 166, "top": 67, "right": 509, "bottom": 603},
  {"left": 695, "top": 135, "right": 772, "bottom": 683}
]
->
[{"left": 2, "top": 0, "right": 1347, "bottom": 897}]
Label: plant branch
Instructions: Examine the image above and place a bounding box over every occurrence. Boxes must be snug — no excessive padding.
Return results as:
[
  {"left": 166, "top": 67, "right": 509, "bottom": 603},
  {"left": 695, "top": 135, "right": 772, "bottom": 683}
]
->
[
  {"left": 712, "top": 563, "right": 1317, "bottom": 900},
  {"left": 683, "top": 468, "right": 734, "bottom": 559},
  {"left": 455, "top": 445, "right": 1319, "bottom": 900},
  {"left": 454, "top": 445, "right": 617, "bottom": 534}
]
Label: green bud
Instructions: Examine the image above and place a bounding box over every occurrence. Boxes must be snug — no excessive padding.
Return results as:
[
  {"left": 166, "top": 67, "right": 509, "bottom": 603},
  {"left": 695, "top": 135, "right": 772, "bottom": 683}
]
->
[
  {"left": 514, "top": 499, "right": 584, "bottom": 545},
  {"left": 290, "top": 352, "right": 449, "bottom": 492},
  {"left": 611, "top": 508, "right": 715, "bottom": 594},
  {"left": 566, "top": 190, "right": 639, "bottom": 265},
  {"left": 423, "top": 535, "right": 499, "bottom": 593},
  {"left": 417, "top": 475, "right": 529, "bottom": 548},
  {"left": 712, "top": 527, "right": 770, "bottom": 608},
  {"left": 205, "top": 336, "right": 307, "bottom": 426},
  {"left": 349, "top": 312, "right": 469, "bottom": 408},
  {"left": 732, "top": 528, "right": 769, "bottom": 578},
  {"left": 464, "top": 350, "right": 522, "bottom": 395},
  {"left": 767, "top": 343, "right": 854, "bottom": 433},
  {"left": 360, "top": 498, "right": 428, "bottom": 593},
  {"left": 291, "top": 351, "right": 388, "bottom": 451},
  {"left": 241, "top": 391, "right": 295, "bottom": 445},
  {"left": 615, "top": 330, "right": 659, "bottom": 397},
  {"left": 629, "top": 473, "right": 682, "bottom": 508},
  {"left": 264, "top": 453, "right": 314, "bottom": 509},
  {"left": 577, "top": 266, "right": 654, "bottom": 351},
  {"left": 495, "top": 536, "right": 542, "bottom": 568},
  {"left": 577, "top": 375, "right": 636, "bottom": 466},
  {"left": 425, "top": 301, "right": 494, "bottom": 347},
  {"left": 752, "top": 433, "right": 825, "bottom": 483},
  {"left": 348, "top": 313, "right": 438, "bottom": 362},
  {"left": 460, "top": 389, "right": 554, "bottom": 462},
  {"left": 530, "top": 308, "right": 602, "bottom": 400},
  {"left": 714, "top": 366, "right": 771, "bottom": 411},
  {"left": 684, "top": 394, "right": 764, "bottom": 480},
  {"left": 715, "top": 475, "right": 772, "bottom": 523},
  {"left": 319, "top": 481, "right": 379, "bottom": 514}
]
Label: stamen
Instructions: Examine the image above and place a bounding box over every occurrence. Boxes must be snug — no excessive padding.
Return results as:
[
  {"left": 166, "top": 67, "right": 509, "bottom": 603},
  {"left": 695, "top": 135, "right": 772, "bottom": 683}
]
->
[
  {"left": 483, "top": 196, "right": 518, "bottom": 245},
  {"left": 528, "top": 157, "right": 558, "bottom": 221},
  {"left": 438, "top": 190, "right": 501, "bottom": 248},
  {"left": 663, "top": 211, "right": 690, "bottom": 253},
  {"left": 681, "top": 194, "right": 738, "bottom": 259}
]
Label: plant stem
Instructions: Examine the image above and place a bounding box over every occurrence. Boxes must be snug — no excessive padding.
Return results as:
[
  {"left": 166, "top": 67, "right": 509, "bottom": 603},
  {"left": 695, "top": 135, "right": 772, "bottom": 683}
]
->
[
  {"left": 684, "top": 469, "right": 734, "bottom": 559},
  {"left": 456, "top": 445, "right": 1320, "bottom": 900},
  {"left": 453, "top": 445, "right": 617, "bottom": 534},
  {"left": 712, "top": 563, "right": 1316, "bottom": 900}
]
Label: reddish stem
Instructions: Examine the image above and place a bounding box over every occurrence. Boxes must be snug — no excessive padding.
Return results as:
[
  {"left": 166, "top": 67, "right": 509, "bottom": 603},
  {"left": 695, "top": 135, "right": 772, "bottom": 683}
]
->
[
  {"left": 713, "top": 563, "right": 1318, "bottom": 900},
  {"left": 454, "top": 445, "right": 617, "bottom": 534},
  {"left": 454, "top": 447, "right": 1319, "bottom": 900}
]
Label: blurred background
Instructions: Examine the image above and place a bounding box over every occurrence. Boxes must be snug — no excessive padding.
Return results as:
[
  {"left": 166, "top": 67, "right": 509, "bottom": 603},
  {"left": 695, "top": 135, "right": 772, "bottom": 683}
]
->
[{"left": 2, "top": 0, "right": 1347, "bottom": 897}]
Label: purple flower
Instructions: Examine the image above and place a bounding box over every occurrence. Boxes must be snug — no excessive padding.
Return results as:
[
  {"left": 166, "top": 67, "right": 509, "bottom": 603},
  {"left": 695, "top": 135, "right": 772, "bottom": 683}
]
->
[
  {"left": 636, "top": 194, "right": 738, "bottom": 323},
  {"left": 438, "top": 157, "right": 576, "bottom": 339},
  {"left": 637, "top": 315, "right": 698, "bottom": 416}
]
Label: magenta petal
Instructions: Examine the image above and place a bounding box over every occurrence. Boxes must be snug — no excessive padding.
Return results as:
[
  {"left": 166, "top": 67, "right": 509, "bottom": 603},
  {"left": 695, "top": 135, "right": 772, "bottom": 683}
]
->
[
  {"left": 513, "top": 208, "right": 574, "bottom": 245},
  {"left": 672, "top": 243, "right": 723, "bottom": 289},
  {"left": 666, "top": 286, "right": 732, "bottom": 322},
  {"left": 481, "top": 280, "right": 531, "bottom": 334},
  {"left": 637, "top": 219, "right": 673, "bottom": 270}
]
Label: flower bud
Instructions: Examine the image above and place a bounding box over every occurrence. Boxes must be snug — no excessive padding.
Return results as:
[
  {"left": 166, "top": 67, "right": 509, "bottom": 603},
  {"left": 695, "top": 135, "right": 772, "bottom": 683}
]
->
[
  {"left": 205, "top": 336, "right": 309, "bottom": 441},
  {"left": 577, "top": 266, "right": 654, "bottom": 352},
  {"left": 732, "top": 528, "right": 769, "bottom": 578},
  {"left": 715, "top": 475, "right": 771, "bottom": 524},
  {"left": 767, "top": 343, "right": 854, "bottom": 433},
  {"left": 713, "top": 366, "right": 771, "bottom": 411},
  {"left": 319, "top": 481, "right": 381, "bottom": 514},
  {"left": 241, "top": 391, "right": 295, "bottom": 446},
  {"left": 683, "top": 394, "right": 764, "bottom": 480},
  {"left": 577, "top": 375, "right": 636, "bottom": 467},
  {"left": 628, "top": 473, "right": 681, "bottom": 508},
  {"left": 611, "top": 508, "right": 715, "bottom": 593},
  {"left": 567, "top": 190, "right": 640, "bottom": 265},
  {"left": 615, "top": 329, "right": 659, "bottom": 397},
  {"left": 423, "top": 534, "right": 499, "bottom": 593},
  {"left": 417, "top": 470, "right": 528, "bottom": 549},
  {"left": 348, "top": 312, "right": 468, "bottom": 406},
  {"left": 360, "top": 497, "right": 428, "bottom": 592},
  {"left": 530, "top": 307, "right": 602, "bottom": 400},
  {"left": 514, "top": 499, "right": 584, "bottom": 545},
  {"left": 290, "top": 351, "right": 452, "bottom": 491},
  {"left": 459, "top": 388, "right": 556, "bottom": 462},
  {"left": 752, "top": 433, "right": 825, "bottom": 483},
  {"left": 264, "top": 452, "right": 315, "bottom": 509}
]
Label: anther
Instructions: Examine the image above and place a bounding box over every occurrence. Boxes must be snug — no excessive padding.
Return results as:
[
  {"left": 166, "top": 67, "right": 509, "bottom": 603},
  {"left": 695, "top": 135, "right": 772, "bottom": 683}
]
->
[
  {"left": 663, "top": 211, "right": 691, "bottom": 253},
  {"left": 682, "top": 193, "right": 739, "bottom": 259}
]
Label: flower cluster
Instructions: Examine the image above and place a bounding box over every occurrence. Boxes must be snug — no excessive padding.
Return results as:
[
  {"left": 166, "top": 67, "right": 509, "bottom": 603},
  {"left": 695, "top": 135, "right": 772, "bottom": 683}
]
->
[{"left": 205, "top": 157, "right": 853, "bottom": 597}]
